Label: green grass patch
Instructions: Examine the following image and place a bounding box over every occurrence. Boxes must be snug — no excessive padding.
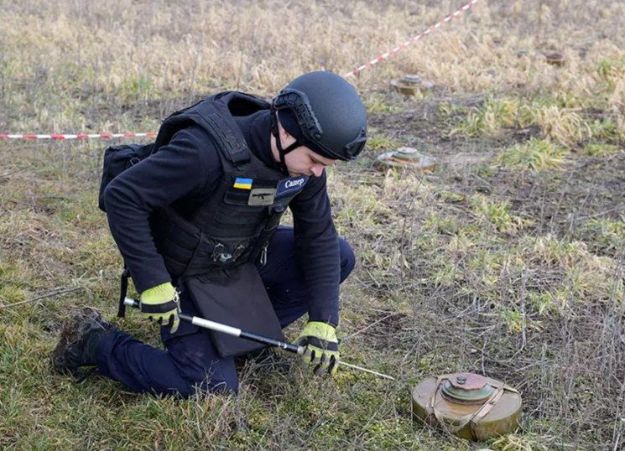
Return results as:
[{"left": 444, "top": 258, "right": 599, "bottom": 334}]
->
[
  {"left": 498, "top": 138, "right": 567, "bottom": 171},
  {"left": 589, "top": 117, "right": 622, "bottom": 142},
  {"left": 365, "top": 133, "right": 401, "bottom": 151},
  {"left": 527, "top": 291, "right": 560, "bottom": 316},
  {"left": 119, "top": 75, "right": 157, "bottom": 105},
  {"left": 449, "top": 95, "right": 618, "bottom": 147},
  {"left": 365, "top": 93, "right": 403, "bottom": 114},
  {"left": 470, "top": 194, "right": 524, "bottom": 233},
  {"left": 597, "top": 57, "right": 625, "bottom": 92},
  {"left": 452, "top": 97, "right": 533, "bottom": 138},
  {"left": 0, "top": 261, "right": 28, "bottom": 305},
  {"left": 583, "top": 142, "right": 621, "bottom": 156}
]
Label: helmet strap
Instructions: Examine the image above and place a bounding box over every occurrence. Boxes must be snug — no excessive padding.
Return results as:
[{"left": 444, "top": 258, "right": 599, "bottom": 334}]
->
[{"left": 271, "top": 110, "right": 301, "bottom": 171}]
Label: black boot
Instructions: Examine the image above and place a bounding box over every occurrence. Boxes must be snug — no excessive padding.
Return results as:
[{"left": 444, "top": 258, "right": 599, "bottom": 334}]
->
[{"left": 51, "top": 307, "right": 114, "bottom": 377}]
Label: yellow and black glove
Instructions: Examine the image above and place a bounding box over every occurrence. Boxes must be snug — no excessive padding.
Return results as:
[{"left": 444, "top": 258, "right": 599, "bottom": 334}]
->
[
  {"left": 139, "top": 282, "right": 180, "bottom": 333},
  {"left": 295, "top": 321, "right": 339, "bottom": 376}
]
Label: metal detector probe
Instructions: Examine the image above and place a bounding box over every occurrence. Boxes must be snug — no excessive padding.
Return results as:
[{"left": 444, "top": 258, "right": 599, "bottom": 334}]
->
[{"left": 124, "top": 297, "right": 393, "bottom": 380}]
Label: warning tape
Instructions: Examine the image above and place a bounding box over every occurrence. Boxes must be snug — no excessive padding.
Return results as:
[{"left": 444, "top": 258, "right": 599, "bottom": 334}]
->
[
  {"left": 343, "top": 0, "right": 478, "bottom": 78},
  {"left": 1, "top": 0, "right": 478, "bottom": 142},
  {"left": 0, "top": 131, "right": 157, "bottom": 141}
]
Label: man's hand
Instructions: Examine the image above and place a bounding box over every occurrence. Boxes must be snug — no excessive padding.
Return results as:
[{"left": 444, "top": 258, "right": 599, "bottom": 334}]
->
[
  {"left": 139, "top": 282, "right": 180, "bottom": 333},
  {"left": 295, "top": 321, "right": 339, "bottom": 376}
]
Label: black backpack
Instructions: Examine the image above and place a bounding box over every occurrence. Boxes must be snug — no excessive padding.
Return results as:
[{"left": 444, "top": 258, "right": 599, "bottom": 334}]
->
[
  {"left": 98, "top": 143, "right": 154, "bottom": 212},
  {"left": 98, "top": 142, "right": 156, "bottom": 317}
]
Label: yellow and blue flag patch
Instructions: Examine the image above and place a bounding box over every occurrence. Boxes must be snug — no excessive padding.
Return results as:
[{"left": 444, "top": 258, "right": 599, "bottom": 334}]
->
[{"left": 233, "top": 177, "right": 253, "bottom": 190}]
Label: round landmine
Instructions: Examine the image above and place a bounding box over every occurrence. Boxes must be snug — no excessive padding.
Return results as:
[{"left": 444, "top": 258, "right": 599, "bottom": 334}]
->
[
  {"left": 390, "top": 79, "right": 419, "bottom": 96},
  {"left": 545, "top": 52, "right": 566, "bottom": 66},
  {"left": 412, "top": 372, "right": 522, "bottom": 441},
  {"left": 390, "top": 74, "right": 433, "bottom": 96},
  {"left": 374, "top": 147, "right": 437, "bottom": 171}
]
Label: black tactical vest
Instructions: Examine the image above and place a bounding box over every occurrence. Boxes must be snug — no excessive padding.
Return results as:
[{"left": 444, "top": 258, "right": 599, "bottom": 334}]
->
[{"left": 149, "top": 92, "right": 309, "bottom": 278}]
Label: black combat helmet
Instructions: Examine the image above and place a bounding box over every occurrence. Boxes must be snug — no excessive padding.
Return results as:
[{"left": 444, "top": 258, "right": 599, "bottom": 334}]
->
[{"left": 271, "top": 71, "right": 367, "bottom": 163}]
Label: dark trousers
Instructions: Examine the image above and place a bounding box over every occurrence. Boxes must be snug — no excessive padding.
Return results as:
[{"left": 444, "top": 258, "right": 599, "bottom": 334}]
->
[{"left": 95, "top": 227, "right": 355, "bottom": 397}]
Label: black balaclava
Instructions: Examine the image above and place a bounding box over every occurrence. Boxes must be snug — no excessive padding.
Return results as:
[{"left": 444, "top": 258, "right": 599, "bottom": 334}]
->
[{"left": 270, "top": 108, "right": 308, "bottom": 173}]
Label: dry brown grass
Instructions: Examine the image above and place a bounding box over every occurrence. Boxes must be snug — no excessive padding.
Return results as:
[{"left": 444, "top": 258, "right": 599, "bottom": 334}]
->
[{"left": 1, "top": 0, "right": 625, "bottom": 131}]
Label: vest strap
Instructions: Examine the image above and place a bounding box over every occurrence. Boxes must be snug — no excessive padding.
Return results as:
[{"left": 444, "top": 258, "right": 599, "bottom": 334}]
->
[{"left": 190, "top": 111, "right": 250, "bottom": 167}]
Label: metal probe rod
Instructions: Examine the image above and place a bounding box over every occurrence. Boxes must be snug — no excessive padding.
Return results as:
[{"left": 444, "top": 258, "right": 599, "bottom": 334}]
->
[{"left": 124, "top": 297, "right": 394, "bottom": 381}]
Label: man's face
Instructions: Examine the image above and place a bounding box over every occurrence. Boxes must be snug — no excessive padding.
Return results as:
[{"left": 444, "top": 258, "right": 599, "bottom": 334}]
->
[
  {"left": 283, "top": 146, "right": 336, "bottom": 178},
  {"left": 273, "top": 123, "right": 336, "bottom": 177}
]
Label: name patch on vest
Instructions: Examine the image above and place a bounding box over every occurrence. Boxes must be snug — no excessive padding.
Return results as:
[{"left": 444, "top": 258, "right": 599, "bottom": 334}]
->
[
  {"left": 248, "top": 188, "right": 276, "bottom": 206},
  {"left": 276, "top": 176, "right": 309, "bottom": 199}
]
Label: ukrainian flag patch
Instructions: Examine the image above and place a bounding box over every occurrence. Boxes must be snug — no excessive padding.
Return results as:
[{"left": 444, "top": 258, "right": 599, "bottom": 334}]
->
[{"left": 233, "top": 177, "right": 253, "bottom": 190}]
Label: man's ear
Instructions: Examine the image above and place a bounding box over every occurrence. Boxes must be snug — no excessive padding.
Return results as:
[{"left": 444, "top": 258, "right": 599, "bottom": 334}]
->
[{"left": 278, "top": 121, "right": 294, "bottom": 142}]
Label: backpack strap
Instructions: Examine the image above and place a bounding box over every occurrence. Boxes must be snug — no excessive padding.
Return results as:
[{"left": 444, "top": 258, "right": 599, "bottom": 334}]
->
[{"left": 187, "top": 111, "right": 250, "bottom": 167}]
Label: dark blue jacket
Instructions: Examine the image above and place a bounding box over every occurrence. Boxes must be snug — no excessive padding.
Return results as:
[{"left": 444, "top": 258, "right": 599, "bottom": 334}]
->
[{"left": 103, "top": 110, "right": 341, "bottom": 325}]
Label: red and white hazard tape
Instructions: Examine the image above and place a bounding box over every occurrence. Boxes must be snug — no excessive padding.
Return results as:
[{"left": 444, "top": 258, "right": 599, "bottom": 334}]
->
[
  {"left": 1, "top": 0, "right": 478, "bottom": 142},
  {"left": 0, "top": 131, "right": 157, "bottom": 141},
  {"left": 343, "top": 0, "right": 479, "bottom": 78}
]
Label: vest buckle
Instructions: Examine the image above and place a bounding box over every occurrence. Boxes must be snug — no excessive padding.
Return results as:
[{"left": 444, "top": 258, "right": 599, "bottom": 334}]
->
[{"left": 260, "top": 245, "right": 268, "bottom": 266}]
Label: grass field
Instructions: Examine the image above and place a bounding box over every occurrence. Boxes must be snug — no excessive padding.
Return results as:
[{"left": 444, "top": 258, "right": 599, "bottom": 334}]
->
[{"left": 1, "top": 0, "right": 624, "bottom": 449}]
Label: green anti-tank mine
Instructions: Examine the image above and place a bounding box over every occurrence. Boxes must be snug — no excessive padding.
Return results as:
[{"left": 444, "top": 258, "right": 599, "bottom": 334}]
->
[{"left": 412, "top": 372, "right": 522, "bottom": 441}]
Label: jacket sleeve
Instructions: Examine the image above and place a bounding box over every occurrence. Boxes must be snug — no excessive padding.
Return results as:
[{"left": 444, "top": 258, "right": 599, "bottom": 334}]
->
[
  {"left": 289, "top": 171, "right": 341, "bottom": 326},
  {"left": 102, "top": 125, "right": 220, "bottom": 293}
]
